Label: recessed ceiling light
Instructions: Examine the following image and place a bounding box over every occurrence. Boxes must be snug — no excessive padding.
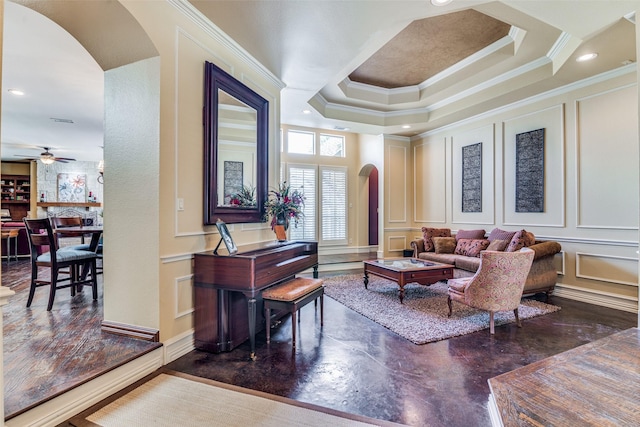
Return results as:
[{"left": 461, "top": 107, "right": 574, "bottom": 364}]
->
[
  {"left": 8, "top": 89, "right": 24, "bottom": 96},
  {"left": 576, "top": 53, "right": 598, "bottom": 62},
  {"left": 302, "top": 109, "right": 311, "bottom": 114},
  {"left": 334, "top": 126, "right": 350, "bottom": 131},
  {"left": 431, "top": 0, "right": 452, "bottom": 5},
  {"left": 50, "top": 117, "right": 74, "bottom": 124},
  {"left": 402, "top": 125, "right": 411, "bottom": 129}
]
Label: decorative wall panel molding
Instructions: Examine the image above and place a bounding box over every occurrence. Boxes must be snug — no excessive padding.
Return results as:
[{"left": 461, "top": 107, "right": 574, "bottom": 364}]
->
[
  {"left": 387, "top": 145, "right": 407, "bottom": 223},
  {"left": 175, "top": 275, "right": 194, "bottom": 319},
  {"left": 414, "top": 139, "right": 447, "bottom": 223},
  {"left": 575, "top": 84, "right": 639, "bottom": 230},
  {"left": 388, "top": 235, "right": 407, "bottom": 252},
  {"left": 575, "top": 252, "right": 638, "bottom": 287},
  {"left": 503, "top": 104, "right": 564, "bottom": 227}
]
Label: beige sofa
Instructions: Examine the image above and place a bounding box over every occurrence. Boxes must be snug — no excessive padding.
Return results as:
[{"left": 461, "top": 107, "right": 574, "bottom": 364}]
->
[{"left": 410, "top": 238, "right": 561, "bottom": 300}]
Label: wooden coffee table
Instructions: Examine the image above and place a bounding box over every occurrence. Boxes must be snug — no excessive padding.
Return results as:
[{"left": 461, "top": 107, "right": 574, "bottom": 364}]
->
[{"left": 363, "top": 258, "right": 454, "bottom": 304}]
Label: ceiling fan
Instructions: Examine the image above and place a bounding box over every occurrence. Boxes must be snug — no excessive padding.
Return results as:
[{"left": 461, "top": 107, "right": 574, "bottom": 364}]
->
[{"left": 15, "top": 147, "right": 76, "bottom": 164}]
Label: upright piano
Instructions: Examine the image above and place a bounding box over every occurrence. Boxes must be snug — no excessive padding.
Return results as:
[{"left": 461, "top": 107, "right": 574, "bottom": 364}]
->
[{"left": 194, "top": 240, "right": 318, "bottom": 359}]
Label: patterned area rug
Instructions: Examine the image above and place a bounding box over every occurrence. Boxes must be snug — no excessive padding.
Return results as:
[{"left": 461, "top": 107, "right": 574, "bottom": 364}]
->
[{"left": 323, "top": 274, "right": 561, "bottom": 344}]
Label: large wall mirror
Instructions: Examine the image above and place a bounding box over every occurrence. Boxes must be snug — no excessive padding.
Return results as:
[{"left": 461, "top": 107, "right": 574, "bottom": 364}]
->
[{"left": 204, "top": 61, "right": 268, "bottom": 225}]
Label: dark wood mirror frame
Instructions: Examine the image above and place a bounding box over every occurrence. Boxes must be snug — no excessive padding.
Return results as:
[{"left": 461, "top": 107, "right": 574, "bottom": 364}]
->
[{"left": 203, "top": 61, "right": 268, "bottom": 225}]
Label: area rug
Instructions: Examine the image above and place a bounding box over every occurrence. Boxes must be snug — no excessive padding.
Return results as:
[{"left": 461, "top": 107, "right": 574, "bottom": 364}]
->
[
  {"left": 84, "top": 372, "right": 402, "bottom": 427},
  {"left": 323, "top": 274, "right": 560, "bottom": 344}
]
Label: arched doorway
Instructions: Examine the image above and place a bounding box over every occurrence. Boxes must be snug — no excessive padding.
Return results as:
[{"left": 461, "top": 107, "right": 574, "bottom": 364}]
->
[{"left": 359, "top": 164, "right": 379, "bottom": 247}]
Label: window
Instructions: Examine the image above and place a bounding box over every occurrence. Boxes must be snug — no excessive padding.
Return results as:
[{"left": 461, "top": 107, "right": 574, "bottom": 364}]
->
[
  {"left": 288, "top": 165, "right": 317, "bottom": 241},
  {"left": 287, "top": 130, "right": 315, "bottom": 155},
  {"left": 320, "top": 166, "right": 347, "bottom": 244},
  {"left": 287, "top": 164, "right": 348, "bottom": 245},
  {"left": 320, "top": 134, "right": 345, "bottom": 157}
]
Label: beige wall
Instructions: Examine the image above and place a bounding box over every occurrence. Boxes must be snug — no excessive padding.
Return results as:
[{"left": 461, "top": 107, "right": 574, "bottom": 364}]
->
[
  {"left": 408, "top": 69, "right": 639, "bottom": 313},
  {"left": 111, "top": 1, "right": 283, "bottom": 344}
]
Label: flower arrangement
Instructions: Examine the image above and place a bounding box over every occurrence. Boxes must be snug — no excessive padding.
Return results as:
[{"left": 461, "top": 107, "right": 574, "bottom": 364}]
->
[
  {"left": 263, "top": 181, "right": 305, "bottom": 230},
  {"left": 228, "top": 185, "right": 256, "bottom": 207}
]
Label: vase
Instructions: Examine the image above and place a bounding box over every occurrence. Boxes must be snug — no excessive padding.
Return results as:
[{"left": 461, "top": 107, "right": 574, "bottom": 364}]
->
[
  {"left": 276, "top": 213, "right": 289, "bottom": 231},
  {"left": 274, "top": 213, "right": 289, "bottom": 241}
]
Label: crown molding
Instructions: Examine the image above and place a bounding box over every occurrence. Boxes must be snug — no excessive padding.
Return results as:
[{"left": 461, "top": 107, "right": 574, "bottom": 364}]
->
[
  {"left": 168, "top": 0, "right": 284, "bottom": 90},
  {"left": 414, "top": 63, "right": 637, "bottom": 139}
]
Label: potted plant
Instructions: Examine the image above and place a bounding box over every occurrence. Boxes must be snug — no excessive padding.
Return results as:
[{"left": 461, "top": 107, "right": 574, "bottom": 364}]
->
[
  {"left": 228, "top": 185, "right": 256, "bottom": 207},
  {"left": 263, "top": 181, "right": 305, "bottom": 231}
]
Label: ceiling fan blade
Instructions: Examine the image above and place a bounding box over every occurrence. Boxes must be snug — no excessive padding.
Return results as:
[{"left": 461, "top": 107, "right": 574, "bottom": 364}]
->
[{"left": 54, "top": 157, "right": 76, "bottom": 162}]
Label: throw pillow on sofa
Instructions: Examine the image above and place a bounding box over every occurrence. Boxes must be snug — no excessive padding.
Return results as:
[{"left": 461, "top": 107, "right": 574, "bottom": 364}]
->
[
  {"left": 506, "top": 229, "right": 536, "bottom": 252},
  {"left": 455, "top": 229, "right": 486, "bottom": 241},
  {"left": 487, "top": 227, "right": 517, "bottom": 243},
  {"left": 454, "top": 238, "right": 490, "bottom": 257},
  {"left": 432, "top": 236, "right": 457, "bottom": 254},
  {"left": 486, "top": 238, "right": 509, "bottom": 251},
  {"left": 421, "top": 227, "right": 451, "bottom": 252}
]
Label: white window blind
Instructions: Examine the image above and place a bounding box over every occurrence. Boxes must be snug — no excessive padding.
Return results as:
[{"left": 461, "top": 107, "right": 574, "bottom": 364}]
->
[
  {"left": 288, "top": 165, "right": 316, "bottom": 241},
  {"left": 320, "top": 166, "right": 347, "bottom": 244}
]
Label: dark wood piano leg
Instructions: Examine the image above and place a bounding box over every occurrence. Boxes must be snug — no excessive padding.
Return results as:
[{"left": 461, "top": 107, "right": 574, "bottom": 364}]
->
[{"left": 248, "top": 297, "right": 257, "bottom": 361}]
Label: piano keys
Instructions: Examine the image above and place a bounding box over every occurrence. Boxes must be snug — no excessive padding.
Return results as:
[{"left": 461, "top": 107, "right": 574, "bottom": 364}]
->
[{"left": 194, "top": 240, "right": 318, "bottom": 359}]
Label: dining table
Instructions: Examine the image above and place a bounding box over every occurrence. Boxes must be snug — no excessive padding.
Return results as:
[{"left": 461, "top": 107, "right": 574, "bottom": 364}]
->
[{"left": 54, "top": 225, "right": 103, "bottom": 252}]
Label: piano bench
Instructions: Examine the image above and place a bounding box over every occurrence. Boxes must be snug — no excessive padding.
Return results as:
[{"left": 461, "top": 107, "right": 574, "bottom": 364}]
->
[{"left": 263, "top": 277, "right": 324, "bottom": 349}]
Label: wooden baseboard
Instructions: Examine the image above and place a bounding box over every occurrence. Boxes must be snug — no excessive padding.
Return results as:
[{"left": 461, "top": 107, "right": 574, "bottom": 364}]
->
[{"left": 101, "top": 320, "right": 160, "bottom": 342}]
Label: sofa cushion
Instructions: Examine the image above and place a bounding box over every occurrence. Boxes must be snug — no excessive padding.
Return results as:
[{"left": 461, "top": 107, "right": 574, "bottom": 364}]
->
[
  {"left": 486, "top": 239, "right": 508, "bottom": 252},
  {"left": 487, "top": 228, "right": 517, "bottom": 243},
  {"left": 529, "top": 241, "right": 562, "bottom": 260},
  {"left": 506, "top": 230, "right": 536, "bottom": 252},
  {"left": 455, "top": 229, "right": 486, "bottom": 241},
  {"left": 418, "top": 252, "right": 459, "bottom": 265},
  {"left": 454, "top": 238, "right": 490, "bottom": 257},
  {"left": 455, "top": 256, "right": 481, "bottom": 272},
  {"left": 432, "top": 237, "right": 456, "bottom": 254},
  {"left": 421, "top": 227, "right": 451, "bottom": 252}
]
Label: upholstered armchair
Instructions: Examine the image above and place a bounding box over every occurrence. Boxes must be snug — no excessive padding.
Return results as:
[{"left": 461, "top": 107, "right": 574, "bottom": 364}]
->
[{"left": 446, "top": 249, "right": 535, "bottom": 334}]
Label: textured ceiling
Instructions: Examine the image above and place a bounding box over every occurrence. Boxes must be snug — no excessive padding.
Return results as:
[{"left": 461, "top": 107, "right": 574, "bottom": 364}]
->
[{"left": 349, "top": 10, "right": 511, "bottom": 89}]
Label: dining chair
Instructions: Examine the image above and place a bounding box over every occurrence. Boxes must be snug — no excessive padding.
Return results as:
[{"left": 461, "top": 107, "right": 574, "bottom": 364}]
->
[
  {"left": 23, "top": 218, "right": 98, "bottom": 311},
  {"left": 50, "top": 216, "right": 89, "bottom": 250},
  {"left": 446, "top": 249, "right": 535, "bottom": 334}
]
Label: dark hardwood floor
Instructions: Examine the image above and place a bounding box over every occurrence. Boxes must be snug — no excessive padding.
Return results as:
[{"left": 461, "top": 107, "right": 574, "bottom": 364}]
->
[
  {"left": 2, "top": 255, "right": 637, "bottom": 426},
  {"left": 1, "top": 259, "right": 161, "bottom": 421}
]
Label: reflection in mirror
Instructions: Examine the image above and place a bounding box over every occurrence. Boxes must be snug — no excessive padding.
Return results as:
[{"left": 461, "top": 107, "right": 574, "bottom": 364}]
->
[
  {"left": 204, "top": 61, "right": 268, "bottom": 225},
  {"left": 217, "top": 89, "right": 257, "bottom": 208}
]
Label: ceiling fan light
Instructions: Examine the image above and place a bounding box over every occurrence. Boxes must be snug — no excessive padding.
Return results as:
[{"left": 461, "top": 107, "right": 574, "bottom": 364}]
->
[{"left": 40, "top": 153, "right": 55, "bottom": 165}]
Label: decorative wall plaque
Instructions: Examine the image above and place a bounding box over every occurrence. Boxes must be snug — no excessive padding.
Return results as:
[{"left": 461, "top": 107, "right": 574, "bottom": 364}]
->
[
  {"left": 515, "top": 128, "right": 545, "bottom": 212},
  {"left": 462, "top": 142, "right": 482, "bottom": 213},
  {"left": 223, "top": 160, "right": 243, "bottom": 205}
]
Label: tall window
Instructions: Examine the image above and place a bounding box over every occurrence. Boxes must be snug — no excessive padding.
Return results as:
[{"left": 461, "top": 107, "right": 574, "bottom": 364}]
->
[
  {"left": 287, "top": 130, "right": 315, "bottom": 155},
  {"left": 320, "top": 166, "right": 347, "bottom": 244},
  {"left": 287, "top": 164, "right": 348, "bottom": 245},
  {"left": 288, "top": 165, "right": 316, "bottom": 241},
  {"left": 320, "top": 134, "right": 345, "bottom": 157}
]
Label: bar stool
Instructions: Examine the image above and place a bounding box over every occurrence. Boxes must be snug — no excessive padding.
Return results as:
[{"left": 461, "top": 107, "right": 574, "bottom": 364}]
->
[{"left": 1, "top": 229, "right": 19, "bottom": 265}]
